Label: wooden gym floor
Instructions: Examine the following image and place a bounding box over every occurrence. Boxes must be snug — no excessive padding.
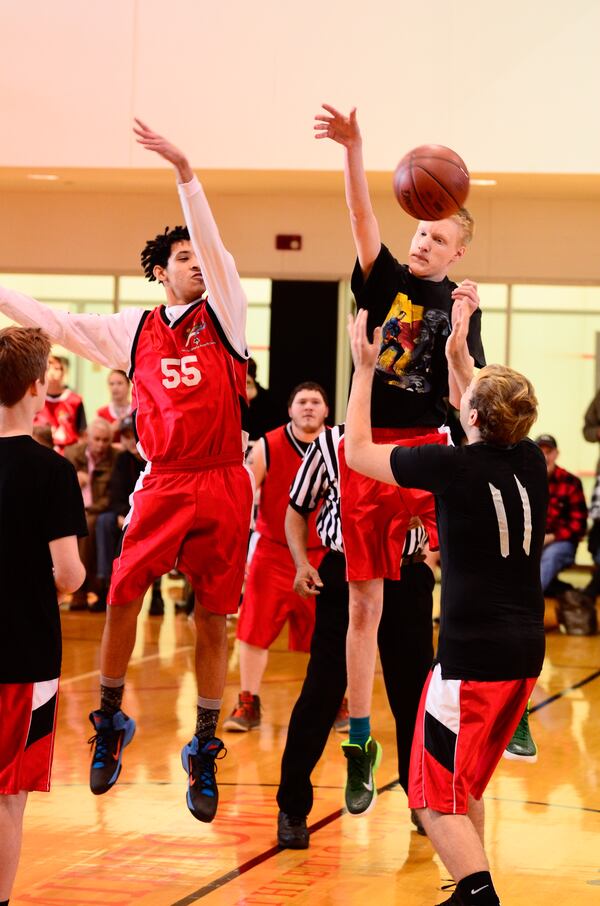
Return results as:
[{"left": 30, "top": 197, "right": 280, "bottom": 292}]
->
[{"left": 11, "top": 578, "right": 600, "bottom": 905}]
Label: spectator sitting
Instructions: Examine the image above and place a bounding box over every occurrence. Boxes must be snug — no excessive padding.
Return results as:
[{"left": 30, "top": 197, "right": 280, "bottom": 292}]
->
[
  {"left": 34, "top": 354, "right": 86, "bottom": 454},
  {"left": 536, "top": 434, "right": 588, "bottom": 596},
  {"left": 246, "top": 357, "right": 282, "bottom": 444},
  {"left": 583, "top": 387, "right": 600, "bottom": 474},
  {"left": 96, "top": 369, "right": 133, "bottom": 444},
  {"left": 94, "top": 417, "right": 164, "bottom": 615},
  {"left": 556, "top": 474, "right": 600, "bottom": 635},
  {"left": 64, "top": 418, "right": 118, "bottom": 610}
]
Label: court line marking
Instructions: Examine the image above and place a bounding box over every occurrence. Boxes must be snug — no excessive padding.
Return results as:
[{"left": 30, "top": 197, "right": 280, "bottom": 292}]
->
[
  {"left": 169, "top": 779, "right": 399, "bottom": 906},
  {"left": 59, "top": 647, "right": 194, "bottom": 686},
  {"left": 531, "top": 668, "right": 600, "bottom": 713},
  {"left": 167, "top": 665, "right": 600, "bottom": 905}
]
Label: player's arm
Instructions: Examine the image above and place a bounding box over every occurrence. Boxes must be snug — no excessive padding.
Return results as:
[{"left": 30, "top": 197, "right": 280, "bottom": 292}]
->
[
  {"left": 0, "top": 284, "right": 142, "bottom": 372},
  {"left": 314, "top": 104, "right": 381, "bottom": 279},
  {"left": 344, "top": 310, "right": 396, "bottom": 483},
  {"left": 246, "top": 437, "right": 267, "bottom": 489},
  {"left": 134, "top": 119, "right": 248, "bottom": 357},
  {"left": 446, "top": 300, "right": 475, "bottom": 408},
  {"left": 49, "top": 535, "right": 86, "bottom": 595},
  {"left": 285, "top": 506, "right": 323, "bottom": 597}
]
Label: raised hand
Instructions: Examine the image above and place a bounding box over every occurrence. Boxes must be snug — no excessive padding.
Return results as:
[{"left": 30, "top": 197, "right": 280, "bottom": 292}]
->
[
  {"left": 133, "top": 119, "right": 193, "bottom": 182},
  {"left": 347, "top": 309, "right": 381, "bottom": 372},
  {"left": 451, "top": 279, "right": 480, "bottom": 321},
  {"left": 314, "top": 104, "right": 361, "bottom": 147}
]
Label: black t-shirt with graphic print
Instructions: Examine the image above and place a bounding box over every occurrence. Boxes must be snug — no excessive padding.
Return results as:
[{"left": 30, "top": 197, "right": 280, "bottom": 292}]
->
[
  {"left": 351, "top": 245, "right": 485, "bottom": 428},
  {"left": 390, "top": 438, "right": 548, "bottom": 681},
  {"left": 0, "top": 435, "right": 87, "bottom": 683}
]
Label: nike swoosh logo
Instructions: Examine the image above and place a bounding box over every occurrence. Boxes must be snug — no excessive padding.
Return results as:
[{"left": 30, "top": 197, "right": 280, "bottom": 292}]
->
[
  {"left": 362, "top": 776, "right": 373, "bottom": 792},
  {"left": 112, "top": 736, "right": 123, "bottom": 761},
  {"left": 471, "top": 885, "right": 489, "bottom": 895}
]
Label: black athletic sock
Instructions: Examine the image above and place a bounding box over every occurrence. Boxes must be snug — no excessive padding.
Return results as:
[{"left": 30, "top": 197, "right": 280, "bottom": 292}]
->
[
  {"left": 456, "top": 871, "right": 499, "bottom": 905},
  {"left": 195, "top": 704, "right": 220, "bottom": 745},
  {"left": 100, "top": 683, "right": 124, "bottom": 716}
]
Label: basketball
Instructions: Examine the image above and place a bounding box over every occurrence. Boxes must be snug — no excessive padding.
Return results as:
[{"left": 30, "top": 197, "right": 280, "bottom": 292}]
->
[{"left": 393, "top": 144, "right": 470, "bottom": 220}]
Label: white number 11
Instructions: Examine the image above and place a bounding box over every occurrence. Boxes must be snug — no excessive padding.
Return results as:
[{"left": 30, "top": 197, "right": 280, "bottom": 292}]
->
[{"left": 488, "top": 476, "right": 532, "bottom": 558}]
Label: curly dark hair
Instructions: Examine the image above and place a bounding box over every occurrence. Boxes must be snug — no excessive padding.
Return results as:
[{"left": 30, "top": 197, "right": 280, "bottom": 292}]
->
[{"left": 140, "top": 225, "right": 190, "bottom": 282}]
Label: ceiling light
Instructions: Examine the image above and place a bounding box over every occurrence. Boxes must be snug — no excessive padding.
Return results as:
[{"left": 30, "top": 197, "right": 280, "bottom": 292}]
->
[
  {"left": 27, "top": 174, "right": 59, "bottom": 181},
  {"left": 470, "top": 178, "right": 497, "bottom": 187}
]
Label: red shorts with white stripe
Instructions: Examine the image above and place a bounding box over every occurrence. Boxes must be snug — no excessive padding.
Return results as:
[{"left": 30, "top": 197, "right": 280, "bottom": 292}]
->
[
  {"left": 0, "top": 679, "right": 59, "bottom": 794},
  {"left": 237, "top": 536, "right": 325, "bottom": 651},
  {"left": 110, "top": 457, "right": 254, "bottom": 614},
  {"left": 339, "top": 427, "right": 449, "bottom": 582},
  {"left": 408, "top": 664, "right": 536, "bottom": 814}
]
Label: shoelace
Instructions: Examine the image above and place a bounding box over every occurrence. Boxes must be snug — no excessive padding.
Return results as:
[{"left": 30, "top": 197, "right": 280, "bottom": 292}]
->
[
  {"left": 87, "top": 732, "right": 110, "bottom": 764},
  {"left": 286, "top": 815, "right": 306, "bottom": 827},
  {"left": 346, "top": 748, "right": 369, "bottom": 791},
  {"left": 194, "top": 746, "right": 227, "bottom": 789}
]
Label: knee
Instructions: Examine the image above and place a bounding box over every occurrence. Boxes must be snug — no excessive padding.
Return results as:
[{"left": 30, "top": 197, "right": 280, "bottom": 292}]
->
[
  {"left": 194, "top": 605, "right": 227, "bottom": 643},
  {"left": 348, "top": 591, "right": 382, "bottom": 631}
]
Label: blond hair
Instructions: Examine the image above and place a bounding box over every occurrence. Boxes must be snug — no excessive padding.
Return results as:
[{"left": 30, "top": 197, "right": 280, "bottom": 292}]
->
[
  {"left": 451, "top": 207, "right": 474, "bottom": 245},
  {"left": 469, "top": 364, "right": 538, "bottom": 445}
]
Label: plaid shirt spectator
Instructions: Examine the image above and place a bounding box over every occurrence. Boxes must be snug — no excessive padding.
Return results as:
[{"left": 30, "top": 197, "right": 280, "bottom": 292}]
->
[{"left": 546, "top": 464, "right": 588, "bottom": 543}]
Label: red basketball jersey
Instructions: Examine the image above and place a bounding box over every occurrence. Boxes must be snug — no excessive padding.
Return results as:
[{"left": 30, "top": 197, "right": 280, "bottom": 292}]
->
[
  {"left": 130, "top": 302, "right": 246, "bottom": 465},
  {"left": 255, "top": 424, "right": 323, "bottom": 549},
  {"left": 35, "top": 389, "right": 83, "bottom": 451}
]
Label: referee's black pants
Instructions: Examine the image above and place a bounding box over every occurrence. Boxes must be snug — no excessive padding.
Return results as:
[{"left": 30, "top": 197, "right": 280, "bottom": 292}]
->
[{"left": 277, "top": 549, "right": 435, "bottom": 818}]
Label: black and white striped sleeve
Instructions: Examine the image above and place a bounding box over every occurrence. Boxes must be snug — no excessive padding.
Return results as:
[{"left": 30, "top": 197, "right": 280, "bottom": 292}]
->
[{"left": 289, "top": 438, "right": 328, "bottom": 513}]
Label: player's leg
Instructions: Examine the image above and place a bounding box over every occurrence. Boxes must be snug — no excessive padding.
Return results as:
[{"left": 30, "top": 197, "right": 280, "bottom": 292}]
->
[
  {"left": 379, "top": 564, "right": 434, "bottom": 833},
  {"left": 0, "top": 791, "right": 28, "bottom": 902},
  {"left": 225, "top": 539, "right": 289, "bottom": 732},
  {"left": 418, "top": 803, "right": 499, "bottom": 906},
  {"left": 179, "top": 464, "right": 253, "bottom": 821},
  {"left": 88, "top": 593, "right": 144, "bottom": 795},
  {"left": 89, "top": 472, "right": 192, "bottom": 796},
  {"left": 277, "top": 551, "right": 348, "bottom": 848},
  {"left": 341, "top": 576, "right": 384, "bottom": 815}
]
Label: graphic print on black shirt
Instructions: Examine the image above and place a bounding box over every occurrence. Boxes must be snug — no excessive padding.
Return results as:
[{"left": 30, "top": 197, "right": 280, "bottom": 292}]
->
[
  {"left": 351, "top": 245, "right": 485, "bottom": 429},
  {"left": 377, "top": 290, "right": 451, "bottom": 393}
]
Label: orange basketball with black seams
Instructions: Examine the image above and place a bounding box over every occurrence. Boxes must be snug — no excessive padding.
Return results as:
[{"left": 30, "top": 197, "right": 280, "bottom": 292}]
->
[{"left": 393, "top": 144, "right": 470, "bottom": 220}]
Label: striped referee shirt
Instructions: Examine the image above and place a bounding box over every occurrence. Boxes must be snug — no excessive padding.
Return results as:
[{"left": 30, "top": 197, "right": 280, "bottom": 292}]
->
[{"left": 288, "top": 424, "right": 427, "bottom": 557}]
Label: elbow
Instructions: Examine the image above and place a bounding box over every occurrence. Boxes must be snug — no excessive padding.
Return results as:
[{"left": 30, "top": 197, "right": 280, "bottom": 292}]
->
[
  {"left": 345, "top": 442, "right": 360, "bottom": 473},
  {"left": 55, "top": 563, "right": 86, "bottom": 596}
]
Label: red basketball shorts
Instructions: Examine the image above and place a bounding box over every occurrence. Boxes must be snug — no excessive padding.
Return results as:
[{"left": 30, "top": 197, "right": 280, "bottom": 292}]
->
[
  {"left": 0, "top": 679, "right": 59, "bottom": 794},
  {"left": 110, "top": 458, "right": 254, "bottom": 614},
  {"left": 408, "top": 664, "right": 536, "bottom": 814},
  {"left": 237, "top": 536, "right": 325, "bottom": 651},
  {"left": 339, "top": 427, "right": 448, "bottom": 582}
]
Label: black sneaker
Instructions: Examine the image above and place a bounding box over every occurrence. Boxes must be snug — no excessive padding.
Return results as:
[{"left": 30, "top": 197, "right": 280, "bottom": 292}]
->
[
  {"left": 181, "top": 736, "right": 226, "bottom": 822},
  {"left": 88, "top": 709, "right": 136, "bottom": 795},
  {"left": 277, "top": 811, "right": 309, "bottom": 849},
  {"left": 341, "top": 736, "right": 382, "bottom": 816}
]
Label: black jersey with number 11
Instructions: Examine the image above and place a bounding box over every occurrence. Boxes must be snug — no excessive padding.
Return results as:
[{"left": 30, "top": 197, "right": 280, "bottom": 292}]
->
[{"left": 390, "top": 438, "right": 548, "bottom": 681}]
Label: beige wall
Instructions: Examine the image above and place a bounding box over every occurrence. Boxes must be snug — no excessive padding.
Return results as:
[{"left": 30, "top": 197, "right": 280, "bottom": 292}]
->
[
  {"left": 3, "top": 0, "right": 600, "bottom": 173},
  {"left": 2, "top": 185, "right": 600, "bottom": 283}
]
